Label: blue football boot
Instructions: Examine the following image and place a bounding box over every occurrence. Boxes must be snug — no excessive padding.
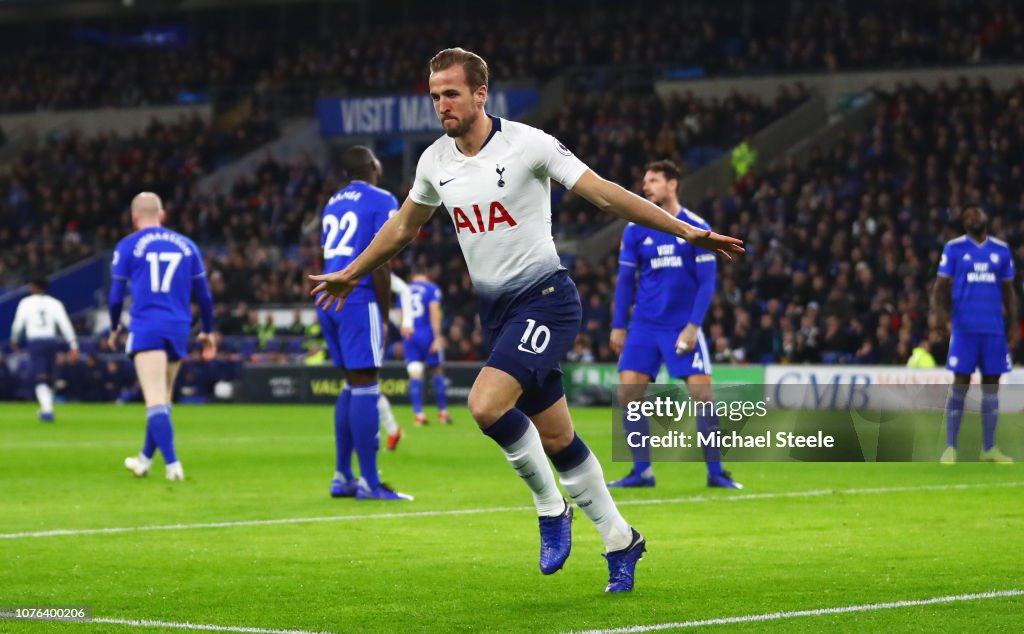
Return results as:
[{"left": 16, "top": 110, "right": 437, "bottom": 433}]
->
[
  {"left": 355, "top": 483, "right": 414, "bottom": 501},
  {"left": 330, "top": 477, "right": 359, "bottom": 498},
  {"left": 604, "top": 528, "right": 646, "bottom": 593},
  {"left": 607, "top": 469, "right": 655, "bottom": 488},
  {"left": 538, "top": 499, "right": 573, "bottom": 574},
  {"left": 707, "top": 470, "right": 743, "bottom": 489}
]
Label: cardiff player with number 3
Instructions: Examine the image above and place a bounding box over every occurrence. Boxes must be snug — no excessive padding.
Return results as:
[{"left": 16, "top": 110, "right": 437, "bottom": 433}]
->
[{"left": 310, "top": 48, "right": 744, "bottom": 592}]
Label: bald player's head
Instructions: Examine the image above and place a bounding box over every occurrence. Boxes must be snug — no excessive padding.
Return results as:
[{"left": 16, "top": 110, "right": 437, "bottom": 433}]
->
[
  {"left": 131, "top": 192, "right": 164, "bottom": 228},
  {"left": 343, "top": 146, "right": 382, "bottom": 183}
]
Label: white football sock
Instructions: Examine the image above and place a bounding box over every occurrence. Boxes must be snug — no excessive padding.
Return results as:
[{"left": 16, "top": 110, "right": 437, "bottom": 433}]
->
[
  {"left": 557, "top": 453, "right": 633, "bottom": 551},
  {"left": 499, "top": 423, "right": 565, "bottom": 517},
  {"left": 35, "top": 383, "right": 54, "bottom": 414},
  {"left": 378, "top": 395, "right": 399, "bottom": 435}
]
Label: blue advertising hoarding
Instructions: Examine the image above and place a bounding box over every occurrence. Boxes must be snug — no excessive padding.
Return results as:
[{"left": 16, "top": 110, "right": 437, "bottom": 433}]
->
[{"left": 316, "top": 89, "right": 539, "bottom": 137}]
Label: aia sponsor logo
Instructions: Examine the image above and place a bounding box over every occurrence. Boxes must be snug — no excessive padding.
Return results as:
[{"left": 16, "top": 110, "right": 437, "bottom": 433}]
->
[{"left": 452, "top": 201, "right": 518, "bottom": 234}]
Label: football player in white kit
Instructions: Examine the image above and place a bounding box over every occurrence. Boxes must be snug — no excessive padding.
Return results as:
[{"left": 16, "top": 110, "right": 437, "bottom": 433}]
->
[
  {"left": 310, "top": 48, "right": 744, "bottom": 592},
  {"left": 10, "top": 278, "right": 79, "bottom": 422}
]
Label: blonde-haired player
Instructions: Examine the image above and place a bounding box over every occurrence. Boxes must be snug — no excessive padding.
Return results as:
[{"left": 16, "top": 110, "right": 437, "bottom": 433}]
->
[{"left": 109, "top": 192, "right": 216, "bottom": 481}]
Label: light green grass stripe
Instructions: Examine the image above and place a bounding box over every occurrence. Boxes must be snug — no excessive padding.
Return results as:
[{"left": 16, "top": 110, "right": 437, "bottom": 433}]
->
[
  {"left": 568, "top": 589, "right": 1024, "bottom": 633},
  {"left": 2, "top": 481, "right": 1021, "bottom": 540}
]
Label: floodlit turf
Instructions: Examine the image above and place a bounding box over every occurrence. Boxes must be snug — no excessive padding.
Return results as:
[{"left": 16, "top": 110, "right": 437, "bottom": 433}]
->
[{"left": 1, "top": 402, "right": 1022, "bottom": 633}]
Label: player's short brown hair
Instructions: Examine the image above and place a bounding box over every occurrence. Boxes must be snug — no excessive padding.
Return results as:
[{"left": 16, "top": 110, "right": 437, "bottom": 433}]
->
[
  {"left": 428, "top": 47, "right": 489, "bottom": 91},
  {"left": 645, "top": 160, "right": 682, "bottom": 184}
]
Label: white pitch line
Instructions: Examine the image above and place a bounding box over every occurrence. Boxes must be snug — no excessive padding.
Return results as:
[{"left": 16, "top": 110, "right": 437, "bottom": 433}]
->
[
  {"left": 93, "top": 617, "right": 331, "bottom": 634},
  {"left": 1, "top": 481, "right": 1021, "bottom": 541},
  {"left": 567, "top": 589, "right": 1024, "bottom": 634},
  {"left": 0, "top": 436, "right": 323, "bottom": 450}
]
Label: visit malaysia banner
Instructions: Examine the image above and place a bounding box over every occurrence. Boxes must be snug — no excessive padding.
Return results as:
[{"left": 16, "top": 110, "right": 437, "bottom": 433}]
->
[{"left": 316, "top": 89, "right": 539, "bottom": 137}]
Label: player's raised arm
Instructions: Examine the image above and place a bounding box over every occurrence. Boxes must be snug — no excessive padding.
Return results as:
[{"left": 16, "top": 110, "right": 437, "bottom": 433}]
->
[
  {"left": 571, "top": 170, "right": 744, "bottom": 259},
  {"left": 309, "top": 197, "right": 436, "bottom": 311}
]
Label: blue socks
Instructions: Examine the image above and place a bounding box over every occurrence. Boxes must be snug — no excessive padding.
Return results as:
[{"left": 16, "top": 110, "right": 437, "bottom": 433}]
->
[
  {"left": 982, "top": 391, "right": 998, "bottom": 451},
  {"left": 142, "top": 428, "right": 157, "bottom": 460},
  {"left": 622, "top": 407, "right": 652, "bottom": 475},
  {"left": 409, "top": 378, "right": 424, "bottom": 415},
  {"left": 334, "top": 387, "right": 354, "bottom": 481},
  {"left": 410, "top": 374, "right": 448, "bottom": 415},
  {"left": 433, "top": 375, "right": 448, "bottom": 411},
  {"left": 697, "top": 412, "right": 724, "bottom": 476},
  {"left": 146, "top": 404, "right": 177, "bottom": 464},
  {"left": 350, "top": 383, "right": 381, "bottom": 490},
  {"left": 945, "top": 387, "right": 966, "bottom": 448}
]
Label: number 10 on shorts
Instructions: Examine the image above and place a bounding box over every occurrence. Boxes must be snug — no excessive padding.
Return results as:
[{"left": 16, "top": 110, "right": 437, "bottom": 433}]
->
[{"left": 518, "top": 319, "right": 551, "bottom": 355}]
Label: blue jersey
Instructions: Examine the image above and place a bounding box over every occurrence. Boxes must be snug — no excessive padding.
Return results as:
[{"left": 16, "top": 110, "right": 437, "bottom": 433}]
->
[
  {"left": 112, "top": 227, "right": 206, "bottom": 329},
  {"left": 613, "top": 208, "right": 717, "bottom": 331},
  {"left": 321, "top": 181, "right": 397, "bottom": 303},
  {"left": 404, "top": 281, "right": 441, "bottom": 337},
  {"left": 938, "top": 235, "right": 1014, "bottom": 334}
]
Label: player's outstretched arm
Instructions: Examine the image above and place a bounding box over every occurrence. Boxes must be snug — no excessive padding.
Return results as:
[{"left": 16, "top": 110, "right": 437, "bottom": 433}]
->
[
  {"left": 309, "top": 198, "right": 437, "bottom": 311},
  {"left": 571, "top": 170, "right": 744, "bottom": 258}
]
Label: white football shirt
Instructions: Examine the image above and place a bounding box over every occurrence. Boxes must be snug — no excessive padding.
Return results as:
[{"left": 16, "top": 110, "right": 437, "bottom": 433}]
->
[
  {"left": 11, "top": 294, "right": 78, "bottom": 346},
  {"left": 408, "top": 116, "right": 588, "bottom": 326}
]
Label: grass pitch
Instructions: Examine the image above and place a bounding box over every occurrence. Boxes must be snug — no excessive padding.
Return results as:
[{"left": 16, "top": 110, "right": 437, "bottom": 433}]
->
[{"left": 0, "top": 402, "right": 1021, "bottom": 633}]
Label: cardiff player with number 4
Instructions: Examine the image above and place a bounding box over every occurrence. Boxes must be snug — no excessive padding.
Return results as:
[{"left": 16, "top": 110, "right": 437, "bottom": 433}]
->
[
  {"left": 309, "top": 47, "right": 743, "bottom": 592},
  {"left": 608, "top": 161, "right": 742, "bottom": 491}
]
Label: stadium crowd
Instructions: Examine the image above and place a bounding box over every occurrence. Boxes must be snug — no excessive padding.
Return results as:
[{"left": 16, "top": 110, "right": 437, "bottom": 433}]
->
[
  {"left": 547, "top": 84, "right": 809, "bottom": 238},
  {"left": 0, "top": 0, "right": 1021, "bottom": 113},
  {"left": 5, "top": 2, "right": 1024, "bottom": 399},
  {"left": 9, "top": 77, "right": 1024, "bottom": 381},
  {"left": 0, "top": 111, "right": 278, "bottom": 290}
]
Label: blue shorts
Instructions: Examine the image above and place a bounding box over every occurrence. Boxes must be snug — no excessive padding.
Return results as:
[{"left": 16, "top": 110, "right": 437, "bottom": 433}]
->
[
  {"left": 404, "top": 330, "right": 442, "bottom": 367},
  {"left": 28, "top": 338, "right": 62, "bottom": 382},
  {"left": 619, "top": 326, "right": 711, "bottom": 379},
  {"left": 947, "top": 331, "right": 1011, "bottom": 376},
  {"left": 485, "top": 271, "right": 581, "bottom": 411},
  {"left": 126, "top": 328, "right": 189, "bottom": 362},
  {"left": 318, "top": 300, "right": 384, "bottom": 370}
]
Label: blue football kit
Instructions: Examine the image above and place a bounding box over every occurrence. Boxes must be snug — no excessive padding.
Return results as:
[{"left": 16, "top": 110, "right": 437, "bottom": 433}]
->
[
  {"left": 317, "top": 180, "right": 398, "bottom": 497},
  {"left": 402, "top": 280, "right": 443, "bottom": 367},
  {"left": 613, "top": 208, "right": 716, "bottom": 379},
  {"left": 108, "top": 224, "right": 214, "bottom": 469},
  {"left": 938, "top": 235, "right": 1014, "bottom": 376}
]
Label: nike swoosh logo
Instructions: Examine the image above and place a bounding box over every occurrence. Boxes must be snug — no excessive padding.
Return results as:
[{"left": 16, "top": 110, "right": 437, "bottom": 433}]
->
[
  {"left": 439, "top": 178, "right": 456, "bottom": 186},
  {"left": 517, "top": 343, "right": 539, "bottom": 355}
]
